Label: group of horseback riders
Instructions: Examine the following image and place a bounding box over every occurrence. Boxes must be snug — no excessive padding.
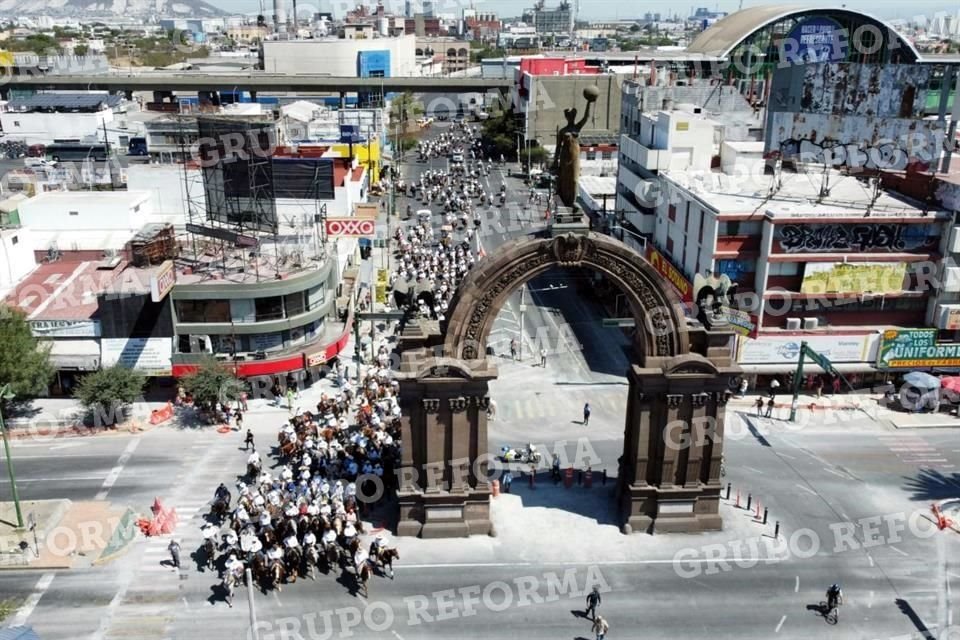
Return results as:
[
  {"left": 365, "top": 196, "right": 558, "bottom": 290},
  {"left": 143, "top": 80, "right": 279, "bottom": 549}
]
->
[{"left": 204, "top": 365, "right": 406, "bottom": 604}]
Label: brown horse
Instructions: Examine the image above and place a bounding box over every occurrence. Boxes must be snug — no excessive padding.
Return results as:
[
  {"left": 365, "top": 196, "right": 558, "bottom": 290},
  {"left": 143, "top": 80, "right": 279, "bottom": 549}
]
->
[
  {"left": 304, "top": 544, "right": 320, "bottom": 579},
  {"left": 270, "top": 560, "right": 285, "bottom": 592},
  {"left": 380, "top": 548, "right": 399, "bottom": 579},
  {"left": 284, "top": 547, "right": 301, "bottom": 583},
  {"left": 324, "top": 542, "right": 340, "bottom": 572},
  {"left": 357, "top": 561, "right": 372, "bottom": 597}
]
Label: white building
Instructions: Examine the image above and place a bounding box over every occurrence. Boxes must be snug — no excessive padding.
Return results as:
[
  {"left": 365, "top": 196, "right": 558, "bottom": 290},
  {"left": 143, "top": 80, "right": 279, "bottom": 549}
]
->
[
  {"left": 0, "top": 93, "right": 128, "bottom": 146},
  {"left": 17, "top": 191, "right": 154, "bottom": 233},
  {"left": 0, "top": 226, "right": 37, "bottom": 297},
  {"left": 261, "top": 35, "right": 418, "bottom": 77}
]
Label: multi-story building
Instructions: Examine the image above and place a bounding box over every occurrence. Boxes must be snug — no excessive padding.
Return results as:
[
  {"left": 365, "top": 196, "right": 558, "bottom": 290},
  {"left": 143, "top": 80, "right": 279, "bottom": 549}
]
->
[
  {"left": 260, "top": 34, "right": 417, "bottom": 76},
  {"left": 0, "top": 93, "right": 131, "bottom": 146},
  {"left": 523, "top": 1, "right": 572, "bottom": 35},
  {"left": 462, "top": 10, "right": 500, "bottom": 41},
  {"left": 416, "top": 38, "right": 470, "bottom": 74}
]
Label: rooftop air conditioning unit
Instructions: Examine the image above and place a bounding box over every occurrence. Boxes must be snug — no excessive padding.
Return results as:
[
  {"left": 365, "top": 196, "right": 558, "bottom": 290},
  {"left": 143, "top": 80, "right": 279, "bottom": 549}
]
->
[
  {"left": 785, "top": 317, "right": 802, "bottom": 330},
  {"left": 802, "top": 318, "right": 819, "bottom": 330}
]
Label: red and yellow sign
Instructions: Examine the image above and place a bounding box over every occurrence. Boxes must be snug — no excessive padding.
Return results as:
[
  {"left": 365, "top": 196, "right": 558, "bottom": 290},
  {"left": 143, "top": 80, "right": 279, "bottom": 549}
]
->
[{"left": 645, "top": 245, "right": 693, "bottom": 302}]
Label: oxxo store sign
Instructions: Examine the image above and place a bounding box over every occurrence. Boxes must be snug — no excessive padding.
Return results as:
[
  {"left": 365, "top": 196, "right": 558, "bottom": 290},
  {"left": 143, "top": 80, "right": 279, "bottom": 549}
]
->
[{"left": 878, "top": 329, "right": 960, "bottom": 369}]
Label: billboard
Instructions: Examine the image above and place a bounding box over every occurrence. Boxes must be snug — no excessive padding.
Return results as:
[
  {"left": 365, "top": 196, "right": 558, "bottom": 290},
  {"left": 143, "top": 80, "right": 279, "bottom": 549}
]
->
[
  {"left": 101, "top": 338, "right": 173, "bottom": 376},
  {"left": 877, "top": 329, "right": 960, "bottom": 369},
  {"left": 197, "top": 117, "right": 278, "bottom": 234},
  {"left": 785, "top": 17, "right": 845, "bottom": 64},
  {"left": 30, "top": 319, "right": 101, "bottom": 338},
  {"left": 738, "top": 334, "right": 878, "bottom": 365},
  {"left": 271, "top": 158, "right": 336, "bottom": 200},
  {"left": 800, "top": 262, "right": 907, "bottom": 294}
]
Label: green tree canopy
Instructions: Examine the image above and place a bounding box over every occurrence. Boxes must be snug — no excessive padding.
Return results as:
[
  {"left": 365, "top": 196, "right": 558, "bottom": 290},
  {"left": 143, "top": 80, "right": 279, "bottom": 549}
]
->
[
  {"left": 73, "top": 366, "right": 145, "bottom": 426},
  {"left": 0, "top": 307, "right": 54, "bottom": 403},
  {"left": 180, "top": 359, "right": 244, "bottom": 411}
]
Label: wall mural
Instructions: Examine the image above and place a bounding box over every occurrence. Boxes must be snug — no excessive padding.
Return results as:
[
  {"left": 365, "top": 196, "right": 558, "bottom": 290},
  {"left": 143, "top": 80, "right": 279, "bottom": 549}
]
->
[
  {"left": 774, "top": 223, "right": 937, "bottom": 254},
  {"left": 798, "top": 63, "right": 932, "bottom": 118}
]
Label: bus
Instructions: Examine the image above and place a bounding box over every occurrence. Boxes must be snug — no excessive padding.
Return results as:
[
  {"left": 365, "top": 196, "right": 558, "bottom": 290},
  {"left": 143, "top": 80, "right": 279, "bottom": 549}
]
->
[{"left": 45, "top": 142, "right": 110, "bottom": 162}]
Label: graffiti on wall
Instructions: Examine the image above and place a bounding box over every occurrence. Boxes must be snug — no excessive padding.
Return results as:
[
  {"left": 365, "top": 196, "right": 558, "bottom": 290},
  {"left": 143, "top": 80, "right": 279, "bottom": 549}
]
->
[
  {"left": 774, "top": 223, "right": 937, "bottom": 254},
  {"left": 769, "top": 112, "right": 948, "bottom": 171}
]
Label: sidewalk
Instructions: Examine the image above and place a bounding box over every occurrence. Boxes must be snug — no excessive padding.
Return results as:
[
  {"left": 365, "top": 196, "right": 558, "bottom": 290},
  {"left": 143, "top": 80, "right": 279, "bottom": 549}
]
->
[{"left": 5, "top": 400, "right": 170, "bottom": 440}]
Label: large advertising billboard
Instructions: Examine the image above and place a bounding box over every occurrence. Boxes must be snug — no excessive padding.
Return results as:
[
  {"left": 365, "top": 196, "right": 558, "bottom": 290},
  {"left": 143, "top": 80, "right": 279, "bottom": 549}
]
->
[
  {"left": 800, "top": 262, "right": 907, "bottom": 294},
  {"left": 739, "top": 334, "right": 878, "bottom": 365},
  {"left": 877, "top": 329, "right": 960, "bottom": 369},
  {"left": 785, "top": 17, "right": 846, "bottom": 63}
]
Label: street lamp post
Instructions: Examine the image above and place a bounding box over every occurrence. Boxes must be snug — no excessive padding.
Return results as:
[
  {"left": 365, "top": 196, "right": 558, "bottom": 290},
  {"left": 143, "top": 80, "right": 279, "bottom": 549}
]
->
[{"left": 0, "top": 384, "right": 24, "bottom": 529}]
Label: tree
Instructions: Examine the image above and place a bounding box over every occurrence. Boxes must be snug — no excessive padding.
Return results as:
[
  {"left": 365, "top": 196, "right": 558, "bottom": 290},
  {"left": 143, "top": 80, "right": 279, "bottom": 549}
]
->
[
  {"left": 73, "top": 366, "right": 145, "bottom": 427},
  {"left": 180, "top": 359, "right": 244, "bottom": 411},
  {"left": 0, "top": 307, "right": 54, "bottom": 403},
  {"left": 521, "top": 145, "right": 548, "bottom": 169},
  {"left": 630, "top": 24, "right": 642, "bottom": 33},
  {"left": 390, "top": 91, "right": 422, "bottom": 130},
  {"left": 73, "top": 44, "right": 89, "bottom": 56},
  {"left": 481, "top": 107, "right": 524, "bottom": 160}
]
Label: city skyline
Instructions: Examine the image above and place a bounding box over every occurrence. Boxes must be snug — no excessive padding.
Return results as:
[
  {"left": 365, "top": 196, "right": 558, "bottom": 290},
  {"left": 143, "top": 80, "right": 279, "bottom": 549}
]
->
[{"left": 206, "top": 0, "right": 960, "bottom": 22}]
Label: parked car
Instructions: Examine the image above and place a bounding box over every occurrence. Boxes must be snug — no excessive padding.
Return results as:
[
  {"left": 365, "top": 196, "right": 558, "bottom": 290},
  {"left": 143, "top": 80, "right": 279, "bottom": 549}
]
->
[
  {"left": 25, "top": 157, "right": 57, "bottom": 169},
  {"left": 451, "top": 153, "right": 464, "bottom": 163}
]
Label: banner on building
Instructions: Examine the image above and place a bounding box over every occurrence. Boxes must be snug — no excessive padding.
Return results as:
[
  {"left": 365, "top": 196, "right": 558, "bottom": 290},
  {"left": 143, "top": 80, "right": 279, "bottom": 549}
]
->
[
  {"left": 877, "top": 328, "right": 960, "bottom": 369},
  {"left": 738, "top": 333, "right": 878, "bottom": 365},
  {"left": 101, "top": 338, "right": 173, "bottom": 376},
  {"left": 324, "top": 218, "right": 376, "bottom": 238},
  {"left": 355, "top": 203, "right": 379, "bottom": 219},
  {"left": 645, "top": 245, "right": 693, "bottom": 302},
  {"left": 30, "top": 319, "right": 101, "bottom": 338},
  {"left": 800, "top": 262, "right": 907, "bottom": 294}
]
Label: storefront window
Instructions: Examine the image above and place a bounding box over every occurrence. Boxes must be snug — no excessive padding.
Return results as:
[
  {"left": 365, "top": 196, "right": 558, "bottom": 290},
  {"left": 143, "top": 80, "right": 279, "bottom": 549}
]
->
[
  {"left": 255, "top": 296, "right": 284, "bottom": 321},
  {"left": 284, "top": 292, "right": 306, "bottom": 317},
  {"left": 176, "top": 299, "right": 231, "bottom": 323}
]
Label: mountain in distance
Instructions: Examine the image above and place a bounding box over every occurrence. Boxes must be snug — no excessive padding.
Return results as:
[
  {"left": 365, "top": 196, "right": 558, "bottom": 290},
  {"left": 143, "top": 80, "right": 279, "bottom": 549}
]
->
[{"left": 0, "top": 0, "right": 227, "bottom": 17}]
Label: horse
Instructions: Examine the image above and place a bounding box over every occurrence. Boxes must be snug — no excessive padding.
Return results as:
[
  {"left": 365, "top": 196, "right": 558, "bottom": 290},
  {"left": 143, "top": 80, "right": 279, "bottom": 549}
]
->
[
  {"left": 246, "top": 462, "right": 261, "bottom": 479},
  {"left": 202, "top": 537, "right": 217, "bottom": 570},
  {"left": 269, "top": 559, "right": 285, "bottom": 592},
  {"left": 221, "top": 570, "right": 237, "bottom": 607},
  {"left": 357, "top": 561, "right": 372, "bottom": 597},
  {"left": 380, "top": 548, "right": 399, "bottom": 579},
  {"left": 304, "top": 544, "right": 320, "bottom": 580},
  {"left": 284, "top": 547, "right": 301, "bottom": 583},
  {"left": 323, "top": 542, "right": 340, "bottom": 573},
  {"left": 210, "top": 496, "right": 230, "bottom": 522}
]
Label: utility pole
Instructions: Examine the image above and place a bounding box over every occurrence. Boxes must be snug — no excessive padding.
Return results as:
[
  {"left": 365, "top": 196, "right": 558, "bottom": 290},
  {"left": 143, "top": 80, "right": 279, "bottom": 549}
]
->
[
  {"left": 0, "top": 384, "right": 24, "bottom": 529},
  {"left": 102, "top": 119, "right": 115, "bottom": 191},
  {"left": 788, "top": 341, "right": 806, "bottom": 423},
  {"left": 518, "top": 286, "right": 526, "bottom": 361},
  {"left": 246, "top": 567, "right": 260, "bottom": 640}
]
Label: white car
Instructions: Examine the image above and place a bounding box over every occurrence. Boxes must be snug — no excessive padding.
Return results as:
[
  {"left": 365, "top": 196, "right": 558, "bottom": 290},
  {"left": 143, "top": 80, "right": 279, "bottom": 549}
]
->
[
  {"left": 451, "top": 153, "right": 464, "bottom": 163},
  {"left": 25, "top": 157, "right": 57, "bottom": 168}
]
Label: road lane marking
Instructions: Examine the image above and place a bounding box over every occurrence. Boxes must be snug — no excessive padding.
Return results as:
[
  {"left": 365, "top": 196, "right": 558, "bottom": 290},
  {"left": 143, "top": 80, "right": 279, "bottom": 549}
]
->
[
  {"left": 10, "top": 572, "right": 55, "bottom": 626},
  {"left": 794, "top": 576, "right": 799, "bottom": 592},
  {"left": 823, "top": 467, "right": 852, "bottom": 480},
  {"left": 775, "top": 615, "right": 786, "bottom": 632},
  {"left": 869, "top": 591, "right": 874, "bottom": 608},
  {"left": 0, "top": 475, "right": 114, "bottom": 482},
  {"left": 795, "top": 484, "right": 818, "bottom": 496},
  {"left": 96, "top": 438, "right": 140, "bottom": 500},
  {"left": 777, "top": 453, "right": 796, "bottom": 460},
  {"left": 868, "top": 555, "right": 875, "bottom": 567},
  {"left": 889, "top": 546, "right": 910, "bottom": 557}
]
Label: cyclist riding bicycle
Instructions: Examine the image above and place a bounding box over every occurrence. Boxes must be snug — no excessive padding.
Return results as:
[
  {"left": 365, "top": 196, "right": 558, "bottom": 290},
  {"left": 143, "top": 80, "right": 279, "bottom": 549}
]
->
[{"left": 826, "top": 584, "right": 843, "bottom": 611}]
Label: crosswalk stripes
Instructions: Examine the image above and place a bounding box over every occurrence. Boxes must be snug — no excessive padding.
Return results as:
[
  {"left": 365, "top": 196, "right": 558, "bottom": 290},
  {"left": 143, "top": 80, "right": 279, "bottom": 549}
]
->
[{"left": 877, "top": 434, "right": 951, "bottom": 469}]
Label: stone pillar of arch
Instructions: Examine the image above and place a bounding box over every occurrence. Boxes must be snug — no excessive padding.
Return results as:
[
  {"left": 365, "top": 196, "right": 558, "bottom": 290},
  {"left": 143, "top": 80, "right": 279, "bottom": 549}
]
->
[{"left": 393, "top": 233, "right": 739, "bottom": 537}]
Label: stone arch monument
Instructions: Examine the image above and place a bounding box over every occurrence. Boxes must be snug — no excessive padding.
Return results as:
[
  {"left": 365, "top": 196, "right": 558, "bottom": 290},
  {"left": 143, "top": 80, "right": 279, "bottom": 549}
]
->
[{"left": 393, "top": 232, "right": 739, "bottom": 538}]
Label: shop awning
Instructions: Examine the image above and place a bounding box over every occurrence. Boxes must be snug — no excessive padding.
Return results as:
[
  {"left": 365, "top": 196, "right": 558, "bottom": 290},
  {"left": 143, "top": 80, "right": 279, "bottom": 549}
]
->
[
  {"left": 738, "top": 363, "right": 878, "bottom": 375},
  {"left": 45, "top": 339, "right": 101, "bottom": 371}
]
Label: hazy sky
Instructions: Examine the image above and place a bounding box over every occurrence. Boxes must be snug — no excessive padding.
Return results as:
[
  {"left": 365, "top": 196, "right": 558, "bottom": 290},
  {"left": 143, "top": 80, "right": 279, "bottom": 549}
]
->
[{"left": 208, "top": 0, "right": 960, "bottom": 21}]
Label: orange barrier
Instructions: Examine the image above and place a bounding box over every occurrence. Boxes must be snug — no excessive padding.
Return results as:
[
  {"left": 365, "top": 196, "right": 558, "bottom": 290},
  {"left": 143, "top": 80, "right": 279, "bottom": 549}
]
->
[
  {"left": 564, "top": 467, "right": 574, "bottom": 489},
  {"left": 584, "top": 469, "right": 593, "bottom": 489},
  {"left": 150, "top": 402, "right": 174, "bottom": 425}
]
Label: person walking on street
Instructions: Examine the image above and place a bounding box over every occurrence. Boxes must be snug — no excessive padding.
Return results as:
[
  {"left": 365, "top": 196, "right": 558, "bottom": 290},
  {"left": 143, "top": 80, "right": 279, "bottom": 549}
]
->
[
  {"left": 239, "top": 390, "right": 249, "bottom": 411},
  {"left": 244, "top": 429, "right": 255, "bottom": 452},
  {"left": 235, "top": 410, "right": 244, "bottom": 431},
  {"left": 592, "top": 615, "right": 609, "bottom": 640},
  {"left": 815, "top": 377, "right": 824, "bottom": 399},
  {"left": 502, "top": 471, "right": 513, "bottom": 493},
  {"left": 738, "top": 378, "right": 748, "bottom": 398},
  {"left": 510, "top": 338, "right": 518, "bottom": 361},
  {"left": 168, "top": 539, "right": 181, "bottom": 571},
  {"left": 832, "top": 375, "right": 842, "bottom": 395},
  {"left": 755, "top": 397, "right": 764, "bottom": 416},
  {"left": 286, "top": 388, "right": 295, "bottom": 414},
  {"left": 765, "top": 397, "right": 775, "bottom": 418},
  {"left": 540, "top": 348, "right": 547, "bottom": 367},
  {"left": 769, "top": 377, "right": 780, "bottom": 399},
  {"left": 583, "top": 402, "right": 591, "bottom": 426},
  {"left": 552, "top": 454, "right": 561, "bottom": 483},
  {"left": 585, "top": 586, "right": 601, "bottom": 620}
]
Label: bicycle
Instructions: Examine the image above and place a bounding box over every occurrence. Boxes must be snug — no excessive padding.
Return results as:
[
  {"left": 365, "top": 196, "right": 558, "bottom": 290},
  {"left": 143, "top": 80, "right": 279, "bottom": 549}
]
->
[{"left": 819, "top": 600, "right": 839, "bottom": 625}]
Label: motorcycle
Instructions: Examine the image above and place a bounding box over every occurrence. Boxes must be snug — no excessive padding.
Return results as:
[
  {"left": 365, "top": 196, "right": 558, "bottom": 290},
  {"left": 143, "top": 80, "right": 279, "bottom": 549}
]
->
[{"left": 499, "top": 444, "right": 541, "bottom": 464}]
